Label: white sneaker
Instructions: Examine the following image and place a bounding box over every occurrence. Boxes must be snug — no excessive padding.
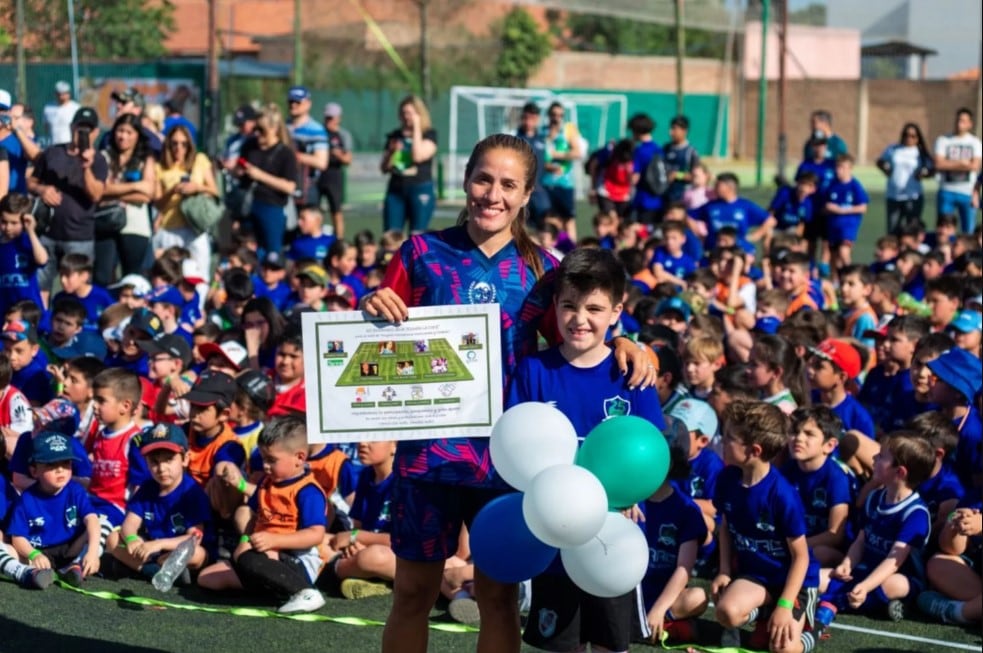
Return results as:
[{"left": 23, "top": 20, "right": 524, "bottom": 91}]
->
[{"left": 278, "top": 588, "right": 326, "bottom": 614}]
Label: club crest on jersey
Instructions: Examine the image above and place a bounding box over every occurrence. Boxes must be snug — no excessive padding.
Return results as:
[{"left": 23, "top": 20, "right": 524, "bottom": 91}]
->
[
  {"left": 467, "top": 281, "right": 496, "bottom": 304},
  {"left": 812, "top": 488, "right": 828, "bottom": 509},
  {"left": 537, "top": 608, "right": 558, "bottom": 638},
  {"left": 65, "top": 506, "right": 77, "bottom": 529},
  {"left": 603, "top": 396, "right": 630, "bottom": 419},
  {"left": 171, "top": 513, "right": 187, "bottom": 533},
  {"left": 658, "top": 523, "right": 678, "bottom": 547},
  {"left": 756, "top": 508, "right": 776, "bottom": 533}
]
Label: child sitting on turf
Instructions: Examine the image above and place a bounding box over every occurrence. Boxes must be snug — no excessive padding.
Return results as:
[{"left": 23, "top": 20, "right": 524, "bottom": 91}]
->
[
  {"left": 229, "top": 369, "right": 274, "bottom": 458},
  {"left": 907, "top": 413, "right": 964, "bottom": 537},
  {"left": 652, "top": 220, "right": 697, "bottom": 290},
  {"left": 869, "top": 273, "right": 901, "bottom": 327},
  {"left": 0, "top": 471, "right": 55, "bottom": 589},
  {"left": 51, "top": 254, "right": 115, "bottom": 332},
  {"left": 781, "top": 406, "right": 852, "bottom": 566},
  {"left": 0, "top": 193, "right": 48, "bottom": 321},
  {"left": 924, "top": 277, "right": 962, "bottom": 334},
  {"left": 807, "top": 339, "right": 875, "bottom": 453},
  {"left": 323, "top": 440, "right": 396, "bottom": 600},
  {"left": 683, "top": 335, "right": 724, "bottom": 401},
  {"left": 8, "top": 432, "right": 102, "bottom": 586},
  {"left": 252, "top": 252, "right": 291, "bottom": 312},
  {"left": 197, "top": 415, "right": 327, "bottom": 614},
  {"left": 918, "top": 495, "right": 982, "bottom": 625},
  {"left": 639, "top": 417, "right": 710, "bottom": 646},
  {"left": 922, "top": 347, "right": 982, "bottom": 494},
  {"left": 2, "top": 319, "right": 53, "bottom": 405},
  {"left": 839, "top": 265, "right": 878, "bottom": 351},
  {"left": 289, "top": 264, "right": 330, "bottom": 313},
  {"left": 703, "top": 400, "right": 819, "bottom": 653},
  {"left": 506, "top": 247, "right": 665, "bottom": 653},
  {"left": 815, "top": 433, "right": 933, "bottom": 632},
  {"left": 778, "top": 252, "right": 821, "bottom": 316},
  {"left": 147, "top": 286, "right": 194, "bottom": 344},
  {"left": 108, "top": 423, "right": 211, "bottom": 582},
  {"left": 669, "top": 398, "right": 722, "bottom": 545}
]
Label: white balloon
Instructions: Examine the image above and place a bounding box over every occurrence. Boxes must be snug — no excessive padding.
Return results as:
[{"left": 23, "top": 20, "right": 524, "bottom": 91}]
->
[
  {"left": 561, "top": 512, "right": 649, "bottom": 598},
  {"left": 522, "top": 465, "right": 607, "bottom": 548},
  {"left": 490, "top": 402, "right": 579, "bottom": 491}
]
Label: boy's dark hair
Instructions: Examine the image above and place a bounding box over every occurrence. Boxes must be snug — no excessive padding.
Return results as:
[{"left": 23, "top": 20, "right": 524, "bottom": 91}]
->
[
  {"left": 259, "top": 414, "right": 308, "bottom": 452},
  {"left": 723, "top": 399, "right": 789, "bottom": 462},
  {"left": 627, "top": 112, "right": 654, "bottom": 136},
  {"left": 661, "top": 221, "right": 687, "bottom": 238},
  {"left": 150, "top": 257, "right": 183, "bottom": 285},
  {"left": 234, "top": 389, "right": 267, "bottom": 422},
  {"left": 925, "top": 276, "right": 962, "bottom": 301},
  {"left": 664, "top": 200, "right": 687, "bottom": 216},
  {"left": 11, "top": 300, "right": 43, "bottom": 328},
  {"left": 64, "top": 356, "right": 107, "bottom": 384},
  {"left": 897, "top": 248, "right": 923, "bottom": 265},
  {"left": 886, "top": 315, "right": 930, "bottom": 342},
  {"left": 51, "top": 296, "right": 88, "bottom": 325},
  {"left": 669, "top": 115, "right": 689, "bottom": 130},
  {"left": 954, "top": 249, "right": 983, "bottom": 274},
  {"left": 233, "top": 247, "right": 259, "bottom": 272},
  {"left": 872, "top": 272, "right": 902, "bottom": 298},
  {"left": 223, "top": 268, "right": 255, "bottom": 302},
  {"left": 326, "top": 239, "right": 351, "bottom": 264},
  {"left": 781, "top": 251, "right": 811, "bottom": 271},
  {"left": 876, "top": 234, "right": 900, "bottom": 250},
  {"left": 521, "top": 101, "right": 541, "bottom": 116},
  {"left": 906, "top": 412, "right": 959, "bottom": 457},
  {"left": 690, "top": 313, "right": 725, "bottom": 341},
  {"left": 92, "top": 368, "right": 142, "bottom": 407},
  {"left": 923, "top": 249, "right": 946, "bottom": 266},
  {"left": 758, "top": 289, "right": 790, "bottom": 316},
  {"left": 776, "top": 324, "right": 823, "bottom": 353},
  {"left": 277, "top": 325, "right": 304, "bottom": 351},
  {"left": 617, "top": 248, "right": 647, "bottom": 276},
  {"left": 0, "top": 350, "right": 11, "bottom": 388},
  {"left": 936, "top": 213, "right": 958, "bottom": 229},
  {"left": 687, "top": 268, "right": 717, "bottom": 289},
  {"left": 714, "top": 363, "right": 755, "bottom": 399},
  {"left": 663, "top": 419, "right": 692, "bottom": 481},
  {"left": 790, "top": 405, "right": 843, "bottom": 443},
  {"left": 900, "top": 221, "right": 926, "bottom": 239},
  {"left": 193, "top": 322, "right": 222, "bottom": 339},
  {"left": 882, "top": 432, "right": 935, "bottom": 488},
  {"left": 838, "top": 264, "right": 873, "bottom": 286},
  {"left": 794, "top": 170, "right": 818, "bottom": 186},
  {"left": 835, "top": 153, "right": 855, "bottom": 165},
  {"left": 98, "top": 304, "right": 133, "bottom": 333},
  {"left": 754, "top": 334, "right": 810, "bottom": 407},
  {"left": 58, "top": 253, "right": 93, "bottom": 276},
  {"left": 716, "top": 172, "right": 739, "bottom": 188},
  {"left": 650, "top": 282, "right": 678, "bottom": 301},
  {"left": 714, "top": 228, "right": 740, "bottom": 244},
  {"left": 161, "top": 246, "right": 191, "bottom": 263},
  {"left": 556, "top": 247, "right": 626, "bottom": 306},
  {"left": 0, "top": 192, "right": 31, "bottom": 215},
  {"left": 576, "top": 236, "right": 602, "bottom": 249},
  {"left": 913, "top": 333, "right": 955, "bottom": 360}
]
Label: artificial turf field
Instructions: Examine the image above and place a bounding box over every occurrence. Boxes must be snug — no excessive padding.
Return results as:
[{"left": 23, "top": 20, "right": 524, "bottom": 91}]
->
[{"left": 5, "top": 167, "right": 979, "bottom": 652}]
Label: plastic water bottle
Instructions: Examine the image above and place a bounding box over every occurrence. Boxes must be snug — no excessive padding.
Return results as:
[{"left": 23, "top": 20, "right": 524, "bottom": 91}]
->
[{"left": 152, "top": 532, "right": 200, "bottom": 592}]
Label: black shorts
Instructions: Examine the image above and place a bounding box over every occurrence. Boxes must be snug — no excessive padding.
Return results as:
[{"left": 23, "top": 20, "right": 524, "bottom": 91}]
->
[
  {"left": 735, "top": 575, "right": 819, "bottom": 629},
  {"left": 319, "top": 170, "right": 345, "bottom": 214},
  {"left": 40, "top": 533, "right": 88, "bottom": 569},
  {"left": 523, "top": 572, "right": 642, "bottom": 651},
  {"left": 803, "top": 212, "right": 828, "bottom": 243}
]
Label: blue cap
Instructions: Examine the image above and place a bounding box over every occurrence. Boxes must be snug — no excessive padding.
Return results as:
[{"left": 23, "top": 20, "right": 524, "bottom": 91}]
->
[
  {"left": 287, "top": 86, "right": 311, "bottom": 102},
  {"left": 754, "top": 316, "right": 782, "bottom": 334},
  {"left": 148, "top": 285, "right": 184, "bottom": 307},
  {"left": 127, "top": 308, "right": 162, "bottom": 338},
  {"left": 927, "top": 347, "right": 983, "bottom": 402},
  {"left": 655, "top": 296, "right": 692, "bottom": 322},
  {"left": 31, "top": 431, "right": 80, "bottom": 464},
  {"left": 949, "top": 310, "right": 982, "bottom": 334},
  {"left": 140, "top": 423, "right": 188, "bottom": 454},
  {"left": 52, "top": 330, "right": 108, "bottom": 361}
]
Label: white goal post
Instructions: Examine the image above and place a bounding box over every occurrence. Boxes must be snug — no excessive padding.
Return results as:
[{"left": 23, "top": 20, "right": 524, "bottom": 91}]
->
[{"left": 448, "top": 86, "right": 629, "bottom": 199}]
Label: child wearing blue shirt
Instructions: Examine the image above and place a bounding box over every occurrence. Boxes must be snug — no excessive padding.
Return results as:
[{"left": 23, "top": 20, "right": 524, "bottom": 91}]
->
[
  {"left": 923, "top": 347, "right": 982, "bottom": 493},
  {"left": 712, "top": 400, "right": 819, "bottom": 653},
  {"left": 51, "top": 254, "right": 114, "bottom": 332},
  {"left": 781, "top": 407, "right": 853, "bottom": 566},
  {"left": 108, "top": 423, "right": 211, "bottom": 583},
  {"left": 918, "top": 494, "right": 982, "bottom": 625},
  {"left": 908, "top": 413, "right": 964, "bottom": 536},
  {"left": 689, "top": 173, "right": 769, "bottom": 251},
  {"left": 288, "top": 207, "right": 336, "bottom": 262},
  {"left": 506, "top": 247, "right": 664, "bottom": 653},
  {"left": 858, "top": 315, "right": 928, "bottom": 436},
  {"left": 8, "top": 432, "right": 102, "bottom": 587},
  {"left": 652, "top": 221, "right": 697, "bottom": 289},
  {"left": 766, "top": 171, "right": 816, "bottom": 242},
  {"left": 668, "top": 398, "right": 722, "bottom": 547},
  {"left": 252, "top": 252, "right": 292, "bottom": 312},
  {"left": 816, "top": 433, "right": 933, "bottom": 632},
  {"left": 824, "top": 154, "right": 869, "bottom": 272},
  {"left": 1, "top": 319, "right": 53, "bottom": 405},
  {"left": 0, "top": 472, "right": 55, "bottom": 589},
  {"left": 638, "top": 418, "right": 709, "bottom": 646},
  {"left": 0, "top": 193, "right": 48, "bottom": 321}
]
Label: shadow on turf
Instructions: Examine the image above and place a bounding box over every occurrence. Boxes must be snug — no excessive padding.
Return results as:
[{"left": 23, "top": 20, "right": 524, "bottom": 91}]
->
[{"left": 0, "top": 612, "right": 163, "bottom": 652}]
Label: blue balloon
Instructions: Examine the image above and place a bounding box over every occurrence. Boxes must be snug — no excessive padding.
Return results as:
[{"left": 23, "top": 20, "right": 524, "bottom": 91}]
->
[{"left": 470, "top": 493, "right": 558, "bottom": 584}]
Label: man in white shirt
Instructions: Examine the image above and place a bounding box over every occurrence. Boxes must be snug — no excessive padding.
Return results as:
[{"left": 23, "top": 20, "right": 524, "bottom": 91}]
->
[
  {"left": 43, "top": 81, "right": 80, "bottom": 146},
  {"left": 934, "top": 107, "right": 983, "bottom": 233}
]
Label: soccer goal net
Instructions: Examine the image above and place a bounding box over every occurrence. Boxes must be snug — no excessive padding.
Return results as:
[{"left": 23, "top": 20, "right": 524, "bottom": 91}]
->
[{"left": 448, "top": 86, "right": 629, "bottom": 199}]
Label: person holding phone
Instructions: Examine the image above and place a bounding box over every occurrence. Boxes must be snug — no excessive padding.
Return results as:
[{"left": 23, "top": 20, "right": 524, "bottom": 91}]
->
[
  {"left": 153, "top": 124, "right": 219, "bottom": 279},
  {"left": 27, "top": 106, "right": 108, "bottom": 304}
]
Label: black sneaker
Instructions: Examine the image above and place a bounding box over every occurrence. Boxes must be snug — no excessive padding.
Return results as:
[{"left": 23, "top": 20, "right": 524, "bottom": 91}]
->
[
  {"left": 22, "top": 568, "right": 54, "bottom": 590},
  {"left": 887, "top": 599, "right": 905, "bottom": 622},
  {"left": 58, "top": 564, "right": 84, "bottom": 587}
]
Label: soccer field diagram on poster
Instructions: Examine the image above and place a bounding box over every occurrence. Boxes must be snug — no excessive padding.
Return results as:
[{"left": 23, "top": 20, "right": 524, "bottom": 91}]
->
[{"left": 301, "top": 305, "right": 503, "bottom": 443}]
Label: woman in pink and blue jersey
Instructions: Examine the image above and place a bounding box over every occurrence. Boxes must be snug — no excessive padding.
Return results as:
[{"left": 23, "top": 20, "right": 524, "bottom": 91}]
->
[{"left": 363, "top": 134, "right": 656, "bottom": 653}]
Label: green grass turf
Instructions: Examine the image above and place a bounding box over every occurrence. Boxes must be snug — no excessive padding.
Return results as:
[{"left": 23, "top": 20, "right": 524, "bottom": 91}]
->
[{"left": 0, "top": 574, "right": 979, "bottom": 653}]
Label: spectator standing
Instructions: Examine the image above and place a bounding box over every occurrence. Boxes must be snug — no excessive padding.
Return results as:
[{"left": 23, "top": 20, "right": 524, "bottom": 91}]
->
[
  {"left": 319, "top": 102, "right": 353, "bottom": 239},
  {"left": 802, "top": 110, "right": 848, "bottom": 161},
  {"left": 43, "top": 81, "right": 80, "bottom": 146},
  {"left": 380, "top": 95, "right": 437, "bottom": 235},
  {"left": 0, "top": 91, "right": 42, "bottom": 194},
  {"left": 162, "top": 99, "right": 198, "bottom": 143},
  {"left": 286, "top": 86, "right": 329, "bottom": 212},
  {"left": 541, "top": 102, "right": 583, "bottom": 239},
  {"left": 514, "top": 102, "right": 551, "bottom": 229},
  {"left": 934, "top": 108, "right": 982, "bottom": 233},
  {"left": 877, "top": 122, "right": 934, "bottom": 234}
]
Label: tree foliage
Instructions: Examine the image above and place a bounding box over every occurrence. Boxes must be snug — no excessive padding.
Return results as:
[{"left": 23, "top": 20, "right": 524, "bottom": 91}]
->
[
  {"left": 494, "top": 8, "right": 552, "bottom": 87},
  {"left": 21, "top": 0, "right": 175, "bottom": 60},
  {"left": 554, "top": 13, "right": 728, "bottom": 59}
]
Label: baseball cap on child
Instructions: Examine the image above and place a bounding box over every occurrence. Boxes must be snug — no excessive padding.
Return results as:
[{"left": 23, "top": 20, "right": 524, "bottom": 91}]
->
[
  {"left": 236, "top": 369, "right": 275, "bottom": 411},
  {"left": 139, "top": 333, "right": 193, "bottom": 369},
  {"left": 669, "top": 398, "right": 719, "bottom": 437},
  {"left": 128, "top": 308, "right": 163, "bottom": 338},
  {"left": 141, "top": 423, "right": 189, "bottom": 455},
  {"left": 655, "top": 297, "right": 692, "bottom": 322},
  {"left": 52, "top": 330, "right": 108, "bottom": 361},
  {"left": 927, "top": 347, "right": 983, "bottom": 403},
  {"left": 811, "top": 339, "right": 861, "bottom": 379},
  {"left": 323, "top": 102, "right": 342, "bottom": 118},
  {"left": 262, "top": 251, "right": 286, "bottom": 270},
  {"left": 1, "top": 319, "right": 38, "bottom": 343},
  {"left": 198, "top": 341, "right": 248, "bottom": 371},
  {"left": 0, "top": 89, "right": 12, "bottom": 110},
  {"left": 31, "top": 431, "right": 80, "bottom": 464},
  {"left": 297, "top": 265, "right": 328, "bottom": 287},
  {"left": 148, "top": 285, "right": 184, "bottom": 307},
  {"left": 181, "top": 259, "right": 206, "bottom": 286},
  {"left": 183, "top": 370, "right": 237, "bottom": 407},
  {"left": 949, "top": 310, "right": 982, "bottom": 334},
  {"left": 110, "top": 273, "right": 153, "bottom": 298}
]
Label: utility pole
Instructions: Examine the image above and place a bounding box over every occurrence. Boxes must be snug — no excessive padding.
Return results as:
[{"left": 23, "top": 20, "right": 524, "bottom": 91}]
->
[
  {"left": 206, "top": 0, "right": 219, "bottom": 155},
  {"left": 755, "top": 0, "right": 770, "bottom": 188},
  {"left": 15, "top": 0, "right": 26, "bottom": 102},
  {"left": 777, "top": 0, "right": 788, "bottom": 183},
  {"left": 674, "top": 0, "right": 685, "bottom": 116},
  {"left": 419, "top": 0, "right": 431, "bottom": 101},
  {"left": 293, "top": 0, "right": 303, "bottom": 85}
]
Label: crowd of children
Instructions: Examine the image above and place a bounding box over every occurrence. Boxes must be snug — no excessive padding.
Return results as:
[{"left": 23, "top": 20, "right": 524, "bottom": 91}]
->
[{"left": 0, "top": 103, "right": 981, "bottom": 653}]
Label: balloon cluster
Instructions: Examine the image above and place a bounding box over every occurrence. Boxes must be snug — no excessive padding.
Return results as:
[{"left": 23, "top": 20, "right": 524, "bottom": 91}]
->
[{"left": 471, "top": 402, "right": 670, "bottom": 597}]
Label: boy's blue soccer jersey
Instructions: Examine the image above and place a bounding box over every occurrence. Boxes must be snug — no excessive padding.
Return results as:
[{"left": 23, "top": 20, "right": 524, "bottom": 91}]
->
[
  {"left": 251, "top": 276, "right": 292, "bottom": 311},
  {"left": 180, "top": 292, "right": 203, "bottom": 328},
  {"left": 768, "top": 186, "right": 814, "bottom": 231},
  {"left": 689, "top": 198, "right": 769, "bottom": 251},
  {"left": 11, "top": 354, "right": 54, "bottom": 405},
  {"left": 288, "top": 234, "right": 336, "bottom": 262},
  {"left": 52, "top": 286, "right": 115, "bottom": 332},
  {"left": 0, "top": 233, "right": 44, "bottom": 318},
  {"left": 795, "top": 160, "right": 836, "bottom": 199},
  {"left": 858, "top": 488, "right": 930, "bottom": 574},
  {"left": 105, "top": 352, "right": 149, "bottom": 377},
  {"left": 349, "top": 466, "right": 394, "bottom": 534},
  {"left": 7, "top": 480, "right": 95, "bottom": 548},
  {"left": 780, "top": 456, "right": 852, "bottom": 537},
  {"left": 857, "top": 366, "right": 920, "bottom": 434},
  {"left": 917, "top": 465, "right": 965, "bottom": 521},
  {"left": 682, "top": 447, "right": 725, "bottom": 504},
  {"left": 639, "top": 489, "right": 707, "bottom": 611},
  {"left": 127, "top": 473, "right": 212, "bottom": 541},
  {"left": 506, "top": 346, "right": 665, "bottom": 440},
  {"left": 952, "top": 407, "right": 982, "bottom": 492},
  {"left": 713, "top": 465, "right": 819, "bottom": 588},
  {"left": 818, "top": 393, "right": 876, "bottom": 440},
  {"left": 825, "top": 178, "right": 869, "bottom": 244},
  {"left": 652, "top": 247, "right": 697, "bottom": 281}
]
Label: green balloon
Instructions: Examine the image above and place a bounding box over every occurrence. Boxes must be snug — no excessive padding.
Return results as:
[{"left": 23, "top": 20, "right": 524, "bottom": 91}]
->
[{"left": 576, "top": 416, "right": 669, "bottom": 509}]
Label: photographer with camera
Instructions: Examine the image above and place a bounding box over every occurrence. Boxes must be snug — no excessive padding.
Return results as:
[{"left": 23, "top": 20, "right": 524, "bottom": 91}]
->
[{"left": 27, "top": 106, "right": 108, "bottom": 303}]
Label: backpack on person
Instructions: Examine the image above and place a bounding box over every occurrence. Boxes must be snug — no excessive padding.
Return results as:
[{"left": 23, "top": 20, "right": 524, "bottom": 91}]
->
[{"left": 638, "top": 150, "right": 669, "bottom": 197}]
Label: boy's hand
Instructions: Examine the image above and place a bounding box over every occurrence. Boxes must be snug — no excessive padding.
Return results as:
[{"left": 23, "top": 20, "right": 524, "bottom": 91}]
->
[
  {"left": 710, "top": 573, "right": 731, "bottom": 600},
  {"left": 954, "top": 509, "right": 982, "bottom": 537},
  {"left": 831, "top": 560, "right": 852, "bottom": 580},
  {"left": 769, "top": 603, "right": 796, "bottom": 650},
  {"left": 621, "top": 504, "right": 645, "bottom": 524},
  {"left": 46, "top": 364, "right": 66, "bottom": 386},
  {"left": 22, "top": 214, "right": 37, "bottom": 232},
  {"left": 81, "top": 550, "right": 100, "bottom": 577},
  {"left": 248, "top": 532, "right": 274, "bottom": 553},
  {"left": 646, "top": 608, "right": 666, "bottom": 645},
  {"left": 133, "top": 539, "right": 160, "bottom": 563},
  {"left": 340, "top": 541, "right": 366, "bottom": 559},
  {"left": 216, "top": 461, "right": 243, "bottom": 489},
  {"left": 847, "top": 585, "right": 868, "bottom": 609},
  {"left": 30, "top": 552, "right": 52, "bottom": 570},
  {"left": 40, "top": 185, "right": 63, "bottom": 207}
]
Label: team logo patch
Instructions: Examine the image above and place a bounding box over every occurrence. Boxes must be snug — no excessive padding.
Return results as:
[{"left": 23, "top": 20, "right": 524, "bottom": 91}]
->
[
  {"left": 756, "top": 508, "right": 776, "bottom": 533},
  {"left": 603, "top": 396, "right": 630, "bottom": 419},
  {"left": 537, "top": 608, "right": 558, "bottom": 638},
  {"left": 812, "top": 488, "right": 828, "bottom": 509},
  {"left": 467, "top": 281, "right": 496, "bottom": 304},
  {"left": 658, "top": 523, "right": 678, "bottom": 547}
]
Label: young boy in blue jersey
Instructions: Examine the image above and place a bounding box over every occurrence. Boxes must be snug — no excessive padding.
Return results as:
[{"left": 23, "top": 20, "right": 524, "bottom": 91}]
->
[
  {"left": 148, "top": 286, "right": 195, "bottom": 345},
  {"left": 288, "top": 207, "right": 336, "bottom": 263},
  {"left": 815, "top": 433, "right": 934, "bottom": 631},
  {"left": 706, "top": 400, "right": 819, "bottom": 653},
  {"left": 2, "top": 319, "right": 53, "bottom": 405},
  {"left": 669, "top": 398, "right": 722, "bottom": 546},
  {"left": 252, "top": 252, "right": 292, "bottom": 312},
  {"left": 52, "top": 254, "right": 114, "bottom": 332},
  {"left": 824, "top": 154, "right": 868, "bottom": 273},
  {"left": 506, "top": 247, "right": 665, "bottom": 653},
  {"left": 108, "top": 423, "right": 211, "bottom": 582},
  {"left": 922, "top": 347, "right": 982, "bottom": 493},
  {"left": 8, "top": 432, "right": 102, "bottom": 586},
  {"left": 782, "top": 406, "right": 852, "bottom": 567},
  {"left": 0, "top": 193, "right": 48, "bottom": 321},
  {"left": 0, "top": 471, "right": 56, "bottom": 589},
  {"left": 105, "top": 308, "right": 161, "bottom": 377},
  {"left": 652, "top": 221, "right": 697, "bottom": 290},
  {"left": 45, "top": 297, "right": 86, "bottom": 353},
  {"left": 858, "top": 316, "right": 928, "bottom": 435},
  {"left": 838, "top": 265, "right": 878, "bottom": 350},
  {"left": 907, "top": 413, "right": 964, "bottom": 537},
  {"left": 639, "top": 418, "right": 709, "bottom": 646},
  {"left": 689, "top": 173, "right": 769, "bottom": 252},
  {"left": 664, "top": 201, "right": 704, "bottom": 263},
  {"left": 764, "top": 171, "right": 816, "bottom": 249}
]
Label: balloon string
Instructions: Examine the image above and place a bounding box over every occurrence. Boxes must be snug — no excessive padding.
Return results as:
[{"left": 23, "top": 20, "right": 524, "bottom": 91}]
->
[{"left": 596, "top": 536, "right": 608, "bottom": 555}]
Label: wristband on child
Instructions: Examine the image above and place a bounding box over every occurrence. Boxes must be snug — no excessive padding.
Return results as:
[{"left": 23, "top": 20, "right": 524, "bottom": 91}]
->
[
  {"left": 54, "top": 382, "right": 64, "bottom": 395},
  {"left": 239, "top": 534, "right": 250, "bottom": 544},
  {"left": 124, "top": 534, "right": 140, "bottom": 544},
  {"left": 350, "top": 529, "right": 359, "bottom": 545},
  {"left": 237, "top": 478, "right": 247, "bottom": 493},
  {"left": 948, "top": 511, "right": 958, "bottom": 523},
  {"left": 27, "top": 549, "right": 41, "bottom": 561},
  {"left": 776, "top": 598, "right": 795, "bottom": 610}
]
